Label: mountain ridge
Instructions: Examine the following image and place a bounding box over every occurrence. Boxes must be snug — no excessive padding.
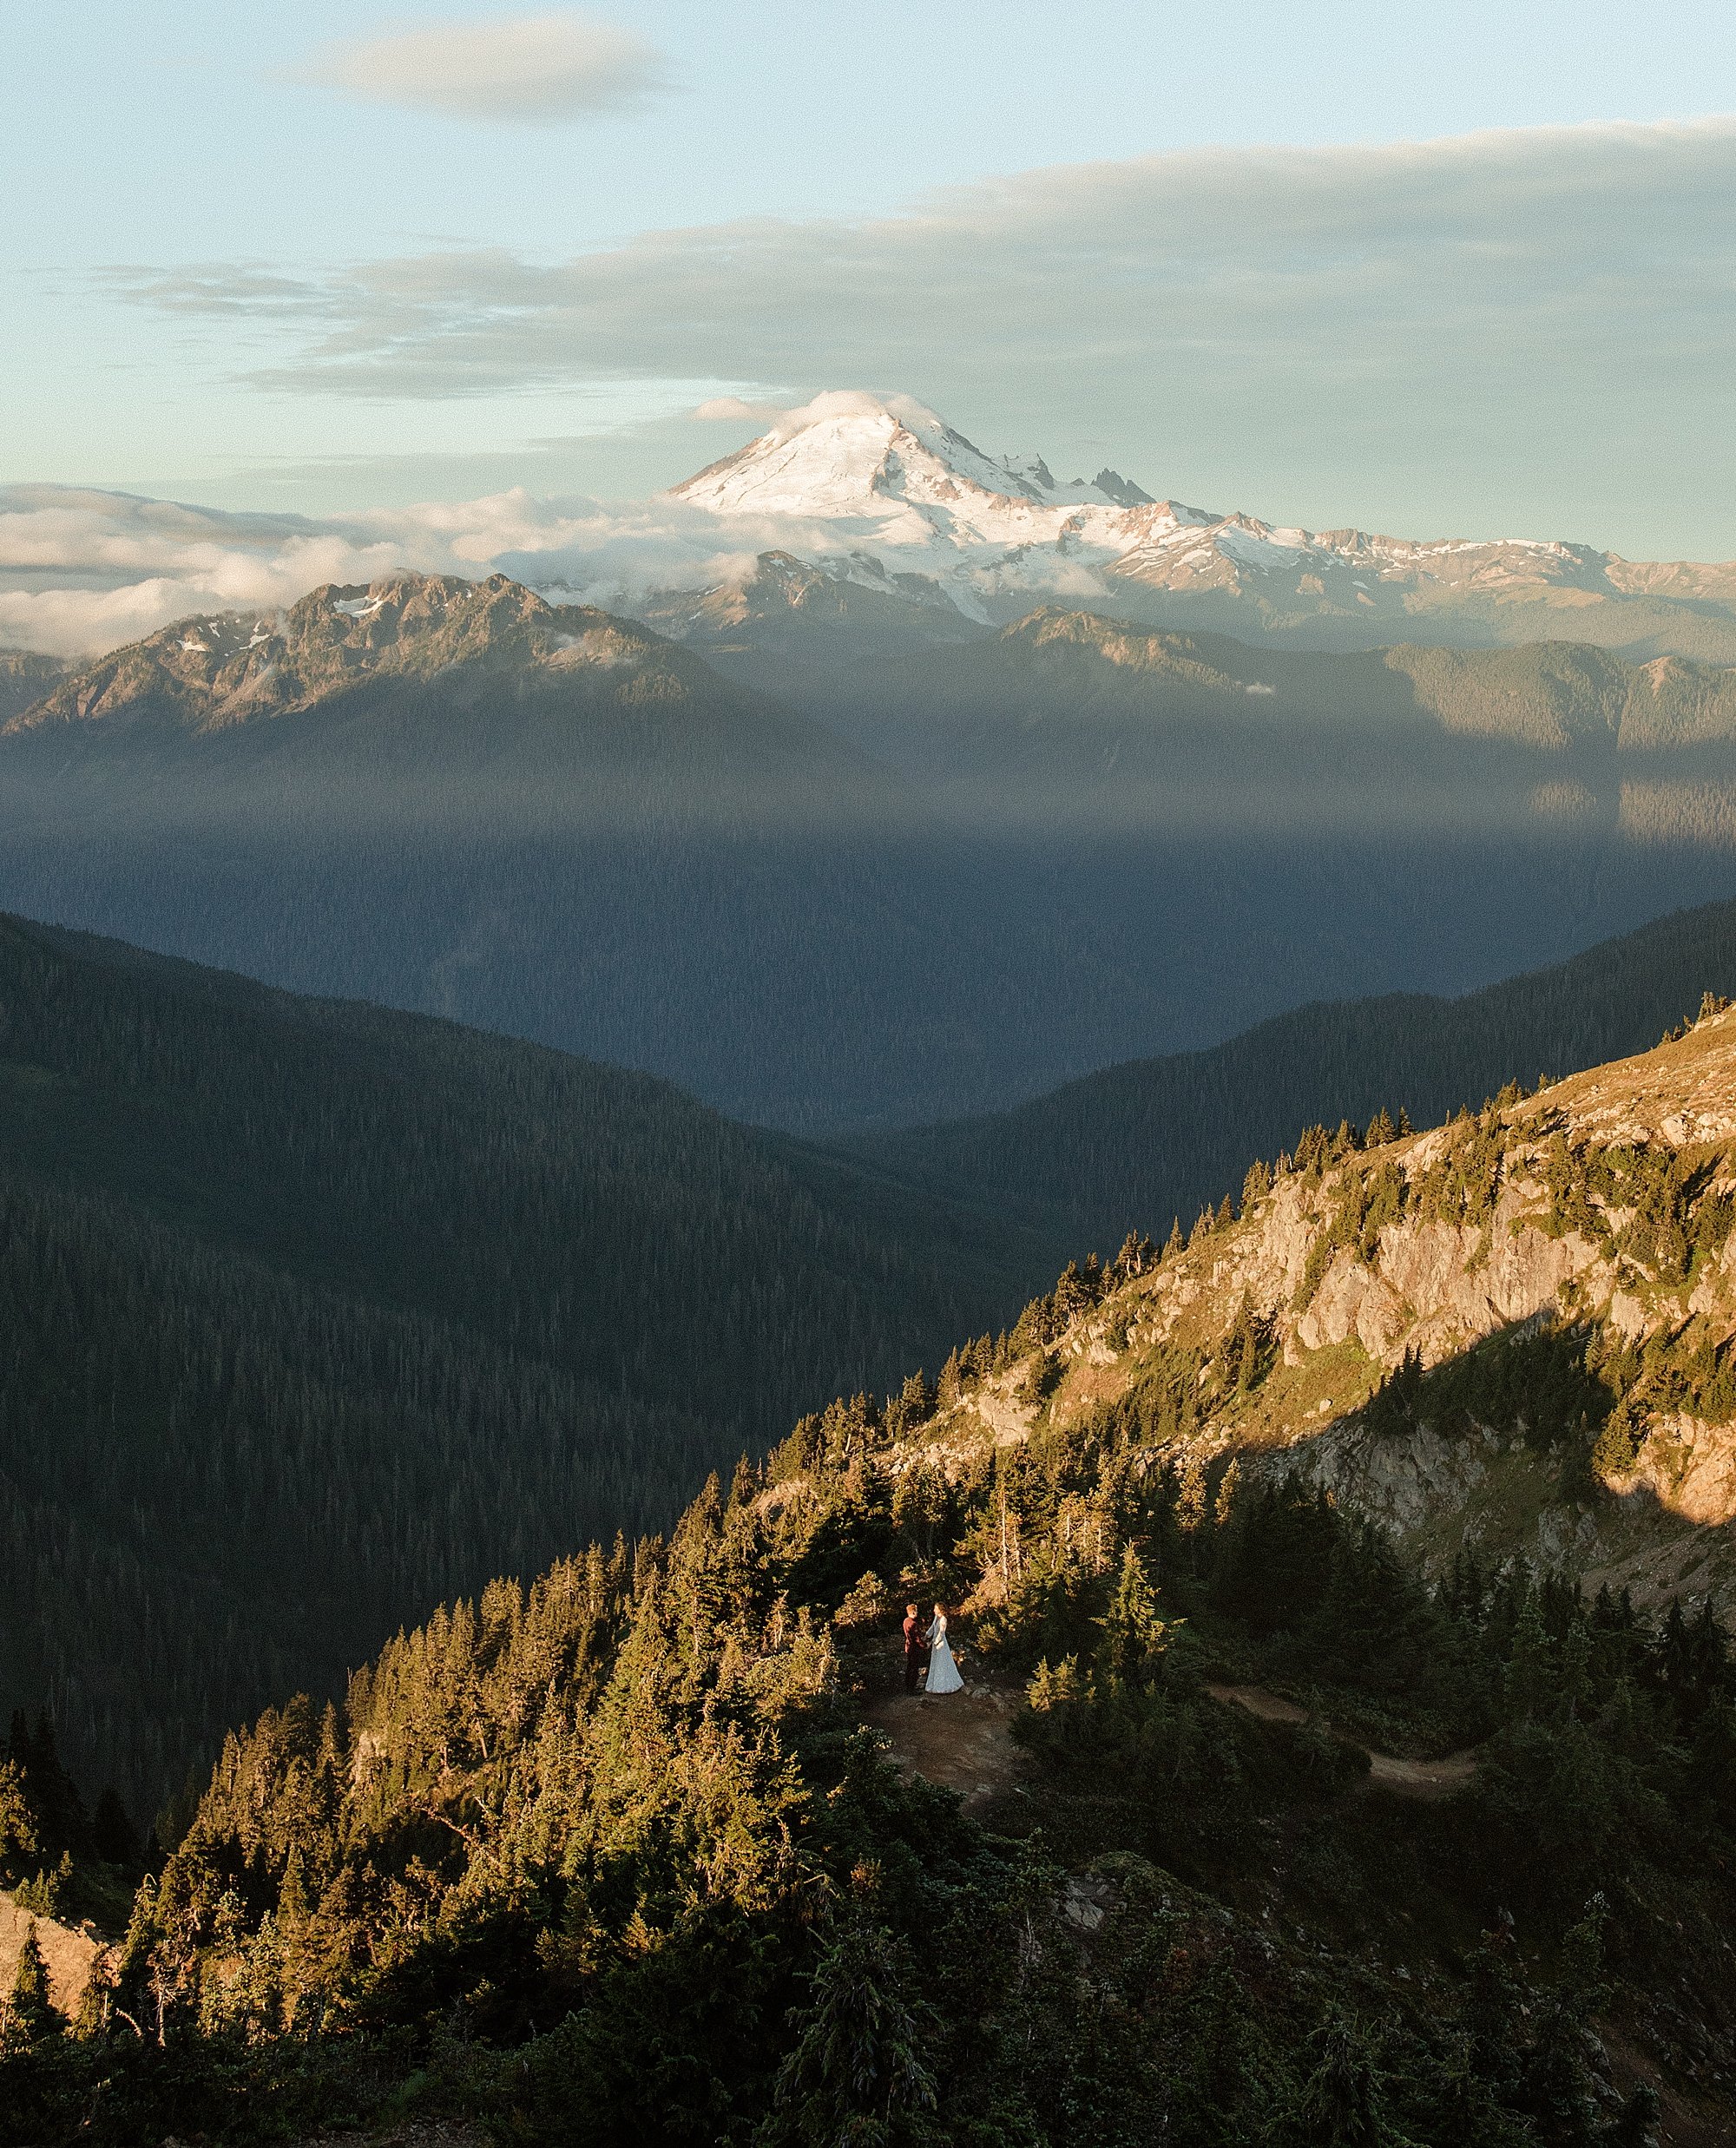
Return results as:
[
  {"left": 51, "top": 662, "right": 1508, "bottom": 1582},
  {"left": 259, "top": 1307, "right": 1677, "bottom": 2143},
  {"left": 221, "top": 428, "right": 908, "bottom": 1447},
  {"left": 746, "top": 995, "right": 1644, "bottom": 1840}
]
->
[
  {"left": 635, "top": 390, "right": 1736, "bottom": 666},
  {"left": 853, "top": 896, "right": 1736, "bottom": 1273}
]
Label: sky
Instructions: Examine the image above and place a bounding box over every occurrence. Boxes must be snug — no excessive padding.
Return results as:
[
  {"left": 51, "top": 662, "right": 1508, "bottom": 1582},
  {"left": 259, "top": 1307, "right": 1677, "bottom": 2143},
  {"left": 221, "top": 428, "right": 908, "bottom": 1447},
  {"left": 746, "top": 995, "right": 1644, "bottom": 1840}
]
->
[{"left": 3, "top": 0, "right": 1735, "bottom": 653}]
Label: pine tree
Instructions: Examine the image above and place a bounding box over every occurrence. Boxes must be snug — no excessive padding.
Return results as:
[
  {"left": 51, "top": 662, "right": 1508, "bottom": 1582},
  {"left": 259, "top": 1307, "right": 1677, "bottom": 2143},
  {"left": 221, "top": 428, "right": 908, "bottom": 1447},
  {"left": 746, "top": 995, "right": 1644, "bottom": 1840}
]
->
[
  {"left": 0, "top": 1759, "right": 36, "bottom": 1867},
  {"left": 1604, "top": 2085, "right": 1662, "bottom": 2147},
  {"left": 1176, "top": 1455, "right": 1209, "bottom": 1537},
  {"left": 1503, "top": 1594, "right": 1555, "bottom": 1722},
  {"left": 766, "top": 1918, "right": 937, "bottom": 2147},
  {"left": 1282, "top": 2008, "right": 1400, "bottom": 2146},
  {"left": 1096, "top": 1544, "right": 1169, "bottom": 1691},
  {"left": 1214, "top": 1458, "right": 1242, "bottom": 1530},
  {"left": 1, "top": 1925, "right": 62, "bottom": 2051}
]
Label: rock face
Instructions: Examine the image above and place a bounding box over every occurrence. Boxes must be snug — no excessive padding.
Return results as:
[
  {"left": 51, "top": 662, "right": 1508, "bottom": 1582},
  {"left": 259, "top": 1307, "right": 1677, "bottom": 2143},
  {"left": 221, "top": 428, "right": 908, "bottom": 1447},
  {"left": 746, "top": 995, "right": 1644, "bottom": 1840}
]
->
[{"left": 912, "top": 1004, "right": 1736, "bottom": 1617}]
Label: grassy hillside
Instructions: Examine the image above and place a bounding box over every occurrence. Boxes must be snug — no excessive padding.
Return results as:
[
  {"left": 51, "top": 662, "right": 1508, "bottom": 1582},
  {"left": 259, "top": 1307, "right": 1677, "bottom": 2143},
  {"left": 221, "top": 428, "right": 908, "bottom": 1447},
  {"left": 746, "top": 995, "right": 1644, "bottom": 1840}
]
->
[
  {"left": 0, "top": 912, "right": 1030, "bottom": 1816},
  {"left": 858, "top": 896, "right": 1736, "bottom": 1272}
]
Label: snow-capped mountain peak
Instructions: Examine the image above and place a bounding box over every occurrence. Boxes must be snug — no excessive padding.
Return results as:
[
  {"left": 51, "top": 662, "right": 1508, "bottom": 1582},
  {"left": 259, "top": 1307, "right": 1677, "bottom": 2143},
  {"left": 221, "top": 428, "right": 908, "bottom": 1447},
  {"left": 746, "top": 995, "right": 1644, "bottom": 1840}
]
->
[
  {"left": 672, "top": 391, "right": 1146, "bottom": 526},
  {"left": 644, "top": 388, "right": 1726, "bottom": 642}
]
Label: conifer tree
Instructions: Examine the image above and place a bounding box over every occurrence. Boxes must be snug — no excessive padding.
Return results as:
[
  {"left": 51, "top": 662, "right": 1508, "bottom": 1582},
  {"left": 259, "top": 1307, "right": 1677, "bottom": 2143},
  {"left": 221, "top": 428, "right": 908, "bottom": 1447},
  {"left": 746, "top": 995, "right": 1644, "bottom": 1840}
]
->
[
  {"left": 1281, "top": 2009, "right": 1400, "bottom": 2146},
  {"left": 766, "top": 1918, "right": 937, "bottom": 2148},
  {"left": 1, "top": 1925, "right": 62, "bottom": 2052}
]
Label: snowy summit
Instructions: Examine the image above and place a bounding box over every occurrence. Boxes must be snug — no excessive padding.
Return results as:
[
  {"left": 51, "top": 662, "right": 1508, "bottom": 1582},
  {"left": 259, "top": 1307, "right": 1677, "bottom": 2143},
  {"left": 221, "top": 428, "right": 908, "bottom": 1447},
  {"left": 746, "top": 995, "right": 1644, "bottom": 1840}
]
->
[{"left": 654, "top": 390, "right": 1634, "bottom": 627}]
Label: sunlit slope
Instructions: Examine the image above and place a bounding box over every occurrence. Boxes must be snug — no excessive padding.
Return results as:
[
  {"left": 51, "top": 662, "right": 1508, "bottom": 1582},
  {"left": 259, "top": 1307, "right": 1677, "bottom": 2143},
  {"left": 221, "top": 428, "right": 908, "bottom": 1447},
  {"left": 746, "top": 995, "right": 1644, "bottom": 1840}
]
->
[{"left": 911, "top": 999, "right": 1736, "bottom": 1617}]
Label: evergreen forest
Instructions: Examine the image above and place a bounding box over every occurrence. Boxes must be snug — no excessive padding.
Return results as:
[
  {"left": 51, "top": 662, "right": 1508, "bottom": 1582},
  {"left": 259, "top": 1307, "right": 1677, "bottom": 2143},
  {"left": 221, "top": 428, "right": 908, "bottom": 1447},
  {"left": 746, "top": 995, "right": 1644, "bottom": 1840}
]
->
[
  {"left": 2, "top": 1231, "right": 1731, "bottom": 2145},
  {"left": 0, "top": 911, "right": 1023, "bottom": 1819}
]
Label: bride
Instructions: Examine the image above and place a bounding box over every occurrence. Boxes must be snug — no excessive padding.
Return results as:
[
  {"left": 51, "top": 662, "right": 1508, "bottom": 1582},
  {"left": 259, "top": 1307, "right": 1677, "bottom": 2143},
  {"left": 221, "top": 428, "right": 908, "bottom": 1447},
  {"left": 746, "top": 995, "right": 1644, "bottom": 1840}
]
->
[{"left": 924, "top": 1605, "right": 964, "bottom": 1695}]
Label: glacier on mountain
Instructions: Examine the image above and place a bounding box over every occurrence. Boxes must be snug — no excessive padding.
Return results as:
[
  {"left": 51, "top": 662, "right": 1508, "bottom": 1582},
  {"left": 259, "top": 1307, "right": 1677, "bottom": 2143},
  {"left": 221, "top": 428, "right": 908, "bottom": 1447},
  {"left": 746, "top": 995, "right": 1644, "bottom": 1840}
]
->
[{"left": 635, "top": 388, "right": 1674, "bottom": 633}]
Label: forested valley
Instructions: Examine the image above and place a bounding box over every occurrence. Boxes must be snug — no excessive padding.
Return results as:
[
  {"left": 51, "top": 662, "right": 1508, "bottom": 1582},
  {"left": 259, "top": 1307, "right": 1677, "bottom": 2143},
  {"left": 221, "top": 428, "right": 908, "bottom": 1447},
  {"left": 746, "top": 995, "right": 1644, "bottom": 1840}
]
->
[
  {"left": 0, "top": 910, "right": 1025, "bottom": 1823},
  {"left": 10, "top": 577, "right": 1736, "bottom": 1130},
  {"left": 8, "top": 1025, "right": 1736, "bottom": 2142}
]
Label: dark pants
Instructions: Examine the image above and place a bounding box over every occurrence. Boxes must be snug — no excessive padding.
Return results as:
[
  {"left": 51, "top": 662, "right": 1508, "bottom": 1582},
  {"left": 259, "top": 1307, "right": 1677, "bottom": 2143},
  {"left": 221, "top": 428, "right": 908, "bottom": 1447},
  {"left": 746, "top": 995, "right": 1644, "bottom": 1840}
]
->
[{"left": 904, "top": 1648, "right": 929, "bottom": 1691}]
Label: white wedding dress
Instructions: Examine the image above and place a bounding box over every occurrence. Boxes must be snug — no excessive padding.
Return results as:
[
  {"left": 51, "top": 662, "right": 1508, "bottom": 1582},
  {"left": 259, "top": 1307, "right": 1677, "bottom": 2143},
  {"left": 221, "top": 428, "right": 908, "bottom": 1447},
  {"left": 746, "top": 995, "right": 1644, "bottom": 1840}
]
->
[{"left": 924, "top": 1613, "right": 964, "bottom": 1695}]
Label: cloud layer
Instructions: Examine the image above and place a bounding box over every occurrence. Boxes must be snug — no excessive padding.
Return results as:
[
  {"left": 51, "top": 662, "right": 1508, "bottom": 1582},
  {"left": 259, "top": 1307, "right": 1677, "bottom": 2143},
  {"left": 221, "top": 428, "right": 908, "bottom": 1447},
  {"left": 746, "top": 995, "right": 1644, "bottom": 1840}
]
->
[
  {"left": 0, "top": 481, "right": 841, "bottom": 659},
  {"left": 297, "top": 10, "right": 671, "bottom": 124},
  {"left": 115, "top": 115, "right": 1736, "bottom": 554}
]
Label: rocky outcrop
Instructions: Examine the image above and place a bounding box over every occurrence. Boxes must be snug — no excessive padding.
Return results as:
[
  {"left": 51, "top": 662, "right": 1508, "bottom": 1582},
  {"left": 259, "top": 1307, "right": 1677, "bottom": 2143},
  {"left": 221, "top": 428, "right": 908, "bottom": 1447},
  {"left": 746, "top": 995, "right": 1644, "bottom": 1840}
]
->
[{"left": 917, "top": 1005, "right": 1736, "bottom": 1615}]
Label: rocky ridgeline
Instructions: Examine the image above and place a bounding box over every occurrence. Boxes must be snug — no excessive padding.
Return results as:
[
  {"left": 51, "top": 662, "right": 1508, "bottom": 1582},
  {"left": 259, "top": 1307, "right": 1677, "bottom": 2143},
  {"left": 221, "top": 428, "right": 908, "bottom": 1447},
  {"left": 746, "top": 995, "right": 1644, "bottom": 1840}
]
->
[
  {"left": 909, "top": 1000, "right": 1736, "bottom": 1617},
  {"left": 5, "top": 573, "right": 680, "bottom": 733}
]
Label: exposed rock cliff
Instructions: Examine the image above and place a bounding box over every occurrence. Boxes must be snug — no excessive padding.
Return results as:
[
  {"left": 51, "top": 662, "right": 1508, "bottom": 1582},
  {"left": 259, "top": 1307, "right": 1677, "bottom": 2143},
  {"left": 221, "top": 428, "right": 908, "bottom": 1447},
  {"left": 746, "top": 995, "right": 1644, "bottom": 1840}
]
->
[{"left": 909, "top": 1001, "right": 1736, "bottom": 1616}]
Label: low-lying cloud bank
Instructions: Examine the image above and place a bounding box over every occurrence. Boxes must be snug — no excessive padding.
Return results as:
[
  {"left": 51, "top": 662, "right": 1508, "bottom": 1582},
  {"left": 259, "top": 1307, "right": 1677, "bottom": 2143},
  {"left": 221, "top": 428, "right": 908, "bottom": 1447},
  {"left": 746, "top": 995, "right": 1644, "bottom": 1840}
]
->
[{"left": 0, "top": 479, "right": 869, "bottom": 659}]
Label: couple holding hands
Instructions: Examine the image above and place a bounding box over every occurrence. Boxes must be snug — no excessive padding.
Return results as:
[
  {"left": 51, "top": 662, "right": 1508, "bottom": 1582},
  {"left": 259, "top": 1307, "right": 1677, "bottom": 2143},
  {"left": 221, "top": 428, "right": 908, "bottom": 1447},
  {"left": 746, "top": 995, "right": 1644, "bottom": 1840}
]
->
[{"left": 901, "top": 1600, "right": 964, "bottom": 1695}]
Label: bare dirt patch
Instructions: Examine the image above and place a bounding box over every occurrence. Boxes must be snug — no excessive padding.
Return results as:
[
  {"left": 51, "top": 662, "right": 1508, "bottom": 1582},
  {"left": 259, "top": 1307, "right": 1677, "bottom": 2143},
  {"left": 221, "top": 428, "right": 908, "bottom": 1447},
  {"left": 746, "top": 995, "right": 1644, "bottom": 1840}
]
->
[
  {"left": 860, "top": 1677, "right": 1026, "bottom": 1816},
  {"left": 0, "top": 1888, "right": 102, "bottom": 2020},
  {"left": 1207, "top": 1683, "right": 1480, "bottom": 1799}
]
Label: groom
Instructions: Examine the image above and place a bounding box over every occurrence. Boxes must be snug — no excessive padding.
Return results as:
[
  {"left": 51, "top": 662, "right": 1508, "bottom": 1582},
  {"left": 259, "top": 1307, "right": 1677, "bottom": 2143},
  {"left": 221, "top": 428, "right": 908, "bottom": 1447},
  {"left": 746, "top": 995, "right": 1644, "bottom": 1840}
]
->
[{"left": 902, "top": 1601, "right": 930, "bottom": 1692}]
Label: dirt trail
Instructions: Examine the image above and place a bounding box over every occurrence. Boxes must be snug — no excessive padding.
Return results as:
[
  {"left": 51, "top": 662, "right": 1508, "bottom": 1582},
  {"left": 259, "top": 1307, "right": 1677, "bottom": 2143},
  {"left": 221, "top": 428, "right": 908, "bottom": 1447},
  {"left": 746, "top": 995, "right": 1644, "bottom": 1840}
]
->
[
  {"left": 1207, "top": 1683, "right": 1481, "bottom": 1798},
  {"left": 864, "top": 1671, "right": 1478, "bottom": 1814}
]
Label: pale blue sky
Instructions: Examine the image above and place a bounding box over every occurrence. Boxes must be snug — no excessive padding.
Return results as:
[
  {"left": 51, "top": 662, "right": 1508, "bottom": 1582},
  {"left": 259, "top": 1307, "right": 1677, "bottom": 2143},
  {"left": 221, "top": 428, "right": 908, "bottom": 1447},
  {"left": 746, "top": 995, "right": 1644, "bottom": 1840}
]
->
[{"left": 4, "top": 1, "right": 1736, "bottom": 564}]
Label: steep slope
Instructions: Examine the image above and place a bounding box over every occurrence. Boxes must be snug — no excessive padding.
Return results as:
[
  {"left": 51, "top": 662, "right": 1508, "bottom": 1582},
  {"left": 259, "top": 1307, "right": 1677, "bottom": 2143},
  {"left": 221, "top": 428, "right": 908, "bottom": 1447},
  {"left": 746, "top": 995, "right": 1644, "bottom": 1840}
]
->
[
  {"left": 0, "top": 652, "right": 62, "bottom": 724},
  {"left": 0, "top": 911, "right": 1031, "bottom": 1816},
  {"left": 860, "top": 897, "right": 1736, "bottom": 1271},
  {"left": 911, "top": 1000, "right": 1736, "bottom": 1619},
  {"left": 41, "top": 1015, "right": 1736, "bottom": 2145},
  {"left": 0, "top": 573, "right": 1174, "bottom": 1131}
]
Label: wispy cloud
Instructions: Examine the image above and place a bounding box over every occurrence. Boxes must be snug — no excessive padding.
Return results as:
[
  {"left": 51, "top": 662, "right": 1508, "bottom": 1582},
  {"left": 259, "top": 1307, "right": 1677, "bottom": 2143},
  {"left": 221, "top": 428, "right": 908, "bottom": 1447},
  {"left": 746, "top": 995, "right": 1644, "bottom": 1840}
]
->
[
  {"left": 107, "top": 117, "right": 1736, "bottom": 554},
  {"left": 293, "top": 10, "right": 673, "bottom": 125},
  {"left": 118, "top": 117, "right": 1736, "bottom": 396}
]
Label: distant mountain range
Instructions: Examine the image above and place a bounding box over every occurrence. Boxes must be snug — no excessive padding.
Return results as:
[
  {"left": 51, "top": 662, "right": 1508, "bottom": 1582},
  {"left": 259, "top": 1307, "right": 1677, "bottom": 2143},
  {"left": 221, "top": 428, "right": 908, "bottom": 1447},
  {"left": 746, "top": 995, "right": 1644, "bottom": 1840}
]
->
[
  {"left": 620, "top": 391, "right": 1736, "bottom": 673},
  {"left": 7, "top": 568, "right": 1736, "bottom": 1131}
]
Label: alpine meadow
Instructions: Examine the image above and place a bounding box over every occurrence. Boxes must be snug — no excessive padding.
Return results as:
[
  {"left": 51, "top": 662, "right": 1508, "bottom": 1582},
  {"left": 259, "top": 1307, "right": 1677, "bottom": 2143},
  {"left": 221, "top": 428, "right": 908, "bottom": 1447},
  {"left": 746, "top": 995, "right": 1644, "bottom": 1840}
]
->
[{"left": 5, "top": 10, "right": 1736, "bottom": 2145}]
